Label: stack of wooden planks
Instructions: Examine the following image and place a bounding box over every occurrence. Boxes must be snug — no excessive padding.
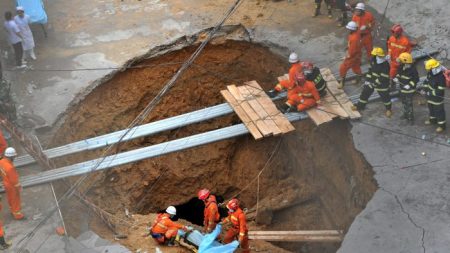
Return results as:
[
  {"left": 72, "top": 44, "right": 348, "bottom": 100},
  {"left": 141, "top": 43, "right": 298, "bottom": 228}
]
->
[
  {"left": 248, "top": 230, "right": 343, "bottom": 242},
  {"left": 277, "top": 68, "right": 360, "bottom": 126},
  {"left": 221, "top": 81, "right": 295, "bottom": 140}
]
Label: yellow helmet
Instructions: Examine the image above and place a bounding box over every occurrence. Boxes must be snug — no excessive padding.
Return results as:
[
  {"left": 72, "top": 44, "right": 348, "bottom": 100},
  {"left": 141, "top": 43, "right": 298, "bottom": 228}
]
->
[
  {"left": 397, "top": 52, "right": 413, "bottom": 64},
  {"left": 371, "top": 47, "right": 385, "bottom": 57},
  {"left": 425, "top": 59, "right": 440, "bottom": 71}
]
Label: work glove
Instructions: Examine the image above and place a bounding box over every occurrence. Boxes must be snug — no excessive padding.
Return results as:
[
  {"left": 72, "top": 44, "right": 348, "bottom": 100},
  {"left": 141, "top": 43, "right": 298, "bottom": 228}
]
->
[
  {"left": 266, "top": 89, "right": 278, "bottom": 98},
  {"left": 185, "top": 226, "right": 194, "bottom": 231},
  {"left": 385, "top": 55, "right": 391, "bottom": 61},
  {"left": 404, "top": 85, "right": 411, "bottom": 90},
  {"left": 364, "top": 81, "right": 371, "bottom": 86},
  {"left": 316, "top": 100, "right": 322, "bottom": 105},
  {"left": 360, "top": 25, "right": 367, "bottom": 31},
  {"left": 392, "top": 78, "right": 399, "bottom": 84}
]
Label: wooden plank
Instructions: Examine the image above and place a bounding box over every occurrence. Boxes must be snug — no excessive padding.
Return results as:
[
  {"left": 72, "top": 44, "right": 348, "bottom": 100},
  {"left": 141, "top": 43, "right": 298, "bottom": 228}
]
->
[
  {"left": 320, "top": 92, "right": 349, "bottom": 119},
  {"left": 248, "top": 235, "right": 342, "bottom": 242},
  {"left": 221, "top": 90, "right": 263, "bottom": 140},
  {"left": 249, "top": 230, "right": 342, "bottom": 236},
  {"left": 320, "top": 68, "right": 361, "bottom": 119},
  {"left": 245, "top": 81, "right": 295, "bottom": 133},
  {"left": 306, "top": 107, "right": 334, "bottom": 126},
  {"left": 277, "top": 74, "right": 289, "bottom": 82},
  {"left": 226, "top": 85, "right": 272, "bottom": 137},
  {"left": 238, "top": 85, "right": 282, "bottom": 136}
]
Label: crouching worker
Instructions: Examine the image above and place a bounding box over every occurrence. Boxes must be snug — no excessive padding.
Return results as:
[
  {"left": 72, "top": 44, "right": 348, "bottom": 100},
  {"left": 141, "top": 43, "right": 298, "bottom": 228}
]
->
[
  {"left": 302, "top": 61, "right": 327, "bottom": 97},
  {"left": 219, "top": 199, "right": 249, "bottom": 253},
  {"left": 150, "top": 206, "right": 191, "bottom": 246},
  {"left": 283, "top": 73, "right": 321, "bottom": 112}
]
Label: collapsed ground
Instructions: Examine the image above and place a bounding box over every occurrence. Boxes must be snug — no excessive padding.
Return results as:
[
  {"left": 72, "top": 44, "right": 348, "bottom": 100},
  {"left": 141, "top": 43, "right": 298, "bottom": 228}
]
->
[{"left": 51, "top": 40, "right": 377, "bottom": 253}]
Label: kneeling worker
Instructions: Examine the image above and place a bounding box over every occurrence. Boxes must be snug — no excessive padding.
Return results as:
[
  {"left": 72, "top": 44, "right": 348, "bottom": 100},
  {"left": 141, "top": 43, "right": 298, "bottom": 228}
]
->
[
  {"left": 351, "top": 47, "right": 392, "bottom": 117},
  {"left": 220, "top": 198, "right": 249, "bottom": 253},
  {"left": 150, "top": 206, "right": 191, "bottom": 246}
]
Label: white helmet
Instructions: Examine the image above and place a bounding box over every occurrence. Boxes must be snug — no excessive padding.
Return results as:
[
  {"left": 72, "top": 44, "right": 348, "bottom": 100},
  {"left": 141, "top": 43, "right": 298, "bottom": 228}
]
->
[
  {"left": 288, "top": 52, "right": 299, "bottom": 63},
  {"left": 166, "top": 206, "right": 176, "bottom": 215},
  {"left": 346, "top": 21, "right": 358, "bottom": 31},
  {"left": 4, "top": 147, "right": 17, "bottom": 157},
  {"left": 355, "top": 3, "right": 365, "bottom": 11}
]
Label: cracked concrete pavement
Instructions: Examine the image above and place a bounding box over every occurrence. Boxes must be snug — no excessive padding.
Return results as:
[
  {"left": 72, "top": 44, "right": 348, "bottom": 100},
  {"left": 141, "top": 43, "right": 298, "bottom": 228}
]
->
[{"left": 0, "top": 0, "right": 449, "bottom": 252}]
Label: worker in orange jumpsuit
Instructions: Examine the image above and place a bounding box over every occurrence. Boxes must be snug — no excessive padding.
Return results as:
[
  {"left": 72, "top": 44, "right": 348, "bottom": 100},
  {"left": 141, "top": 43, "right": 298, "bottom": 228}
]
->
[
  {"left": 219, "top": 198, "right": 249, "bottom": 253},
  {"left": 285, "top": 73, "right": 321, "bottom": 112},
  {"left": 0, "top": 204, "right": 11, "bottom": 249},
  {"left": 150, "top": 206, "right": 190, "bottom": 246},
  {"left": 339, "top": 21, "right": 362, "bottom": 89},
  {"left": 0, "top": 130, "right": 7, "bottom": 156},
  {"left": 198, "top": 188, "right": 220, "bottom": 233},
  {"left": 351, "top": 3, "right": 375, "bottom": 61},
  {"left": 267, "top": 52, "right": 303, "bottom": 98},
  {"left": 0, "top": 147, "right": 24, "bottom": 220},
  {"left": 387, "top": 24, "right": 415, "bottom": 79}
]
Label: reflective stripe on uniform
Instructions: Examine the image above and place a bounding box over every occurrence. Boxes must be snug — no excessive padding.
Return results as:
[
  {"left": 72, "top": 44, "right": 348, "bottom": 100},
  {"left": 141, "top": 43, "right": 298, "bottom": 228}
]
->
[
  {"left": 380, "top": 73, "right": 389, "bottom": 78},
  {"left": 401, "top": 89, "right": 415, "bottom": 94},
  {"left": 375, "top": 88, "right": 389, "bottom": 92},
  {"left": 359, "top": 99, "right": 368, "bottom": 104},
  {"left": 428, "top": 100, "right": 444, "bottom": 105},
  {"left": 438, "top": 120, "right": 446, "bottom": 124}
]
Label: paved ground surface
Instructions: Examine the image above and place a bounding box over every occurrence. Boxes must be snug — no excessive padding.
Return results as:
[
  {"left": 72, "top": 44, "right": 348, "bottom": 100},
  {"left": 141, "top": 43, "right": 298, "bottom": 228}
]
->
[{"left": 0, "top": 0, "right": 449, "bottom": 252}]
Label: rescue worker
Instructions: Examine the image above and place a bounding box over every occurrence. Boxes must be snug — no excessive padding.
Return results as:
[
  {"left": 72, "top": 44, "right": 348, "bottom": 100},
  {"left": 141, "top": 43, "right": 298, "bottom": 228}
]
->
[
  {"left": 339, "top": 21, "right": 362, "bottom": 89},
  {"left": 302, "top": 61, "right": 327, "bottom": 97},
  {"left": 0, "top": 62, "right": 17, "bottom": 123},
  {"left": 219, "top": 198, "right": 249, "bottom": 253},
  {"left": 150, "top": 206, "right": 191, "bottom": 246},
  {"left": 351, "top": 3, "right": 375, "bottom": 60},
  {"left": 387, "top": 24, "right": 415, "bottom": 79},
  {"left": 0, "top": 130, "right": 6, "bottom": 156},
  {"left": 267, "top": 52, "right": 302, "bottom": 98},
  {"left": 351, "top": 47, "right": 392, "bottom": 117},
  {"left": 394, "top": 52, "right": 419, "bottom": 124},
  {"left": 283, "top": 73, "right": 321, "bottom": 112},
  {"left": 313, "top": 0, "right": 332, "bottom": 18},
  {"left": 0, "top": 205, "right": 11, "bottom": 250},
  {"left": 335, "top": 0, "right": 348, "bottom": 27},
  {"left": 0, "top": 147, "right": 24, "bottom": 220},
  {"left": 197, "top": 188, "right": 220, "bottom": 233},
  {"left": 423, "top": 59, "right": 446, "bottom": 133}
]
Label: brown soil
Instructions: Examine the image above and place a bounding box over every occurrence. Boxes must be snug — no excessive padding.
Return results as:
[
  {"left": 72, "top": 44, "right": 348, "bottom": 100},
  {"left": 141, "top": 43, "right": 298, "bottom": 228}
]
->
[{"left": 53, "top": 40, "right": 377, "bottom": 253}]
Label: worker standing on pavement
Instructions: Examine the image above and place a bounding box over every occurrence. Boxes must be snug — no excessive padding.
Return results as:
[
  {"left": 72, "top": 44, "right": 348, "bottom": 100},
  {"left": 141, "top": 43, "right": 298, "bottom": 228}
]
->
[
  {"left": 198, "top": 188, "right": 220, "bottom": 233},
  {"left": 394, "top": 53, "right": 419, "bottom": 124},
  {"left": 219, "top": 198, "right": 249, "bottom": 253},
  {"left": 0, "top": 207, "right": 11, "bottom": 250},
  {"left": 0, "top": 147, "right": 24, "bottom": 220},
  {"left": 351, "top": 3, "right": 375, "bottom": 61},
  {"left": 351, "top": 47, "right": 392, "bottom": 117},
  {"left": 312, "top": 0, "right": 332, "bottom": 18},
  {"left": 335, "top": 0, "right": 348, "bottom": 27},
  {"left": 387, "top": 24, "right": 415, "bottom": 79},
  {"left": 339, "top": 21, "right": 362, "bottom": 89},
  {"left": 423, "top": 59, "right": 446, "bottom": 133},
  {"left": 150, "top": 206, "right": 191, "bottom": 246},
  {"left": 302, "top": 61, "right": 327, "bottom": 97}
]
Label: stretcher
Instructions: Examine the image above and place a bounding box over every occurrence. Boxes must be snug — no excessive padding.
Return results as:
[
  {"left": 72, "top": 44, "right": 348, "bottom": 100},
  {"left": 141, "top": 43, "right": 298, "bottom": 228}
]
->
[
  {"left": 16, "top": 0, "right": 48, "bottom": 37},
  {"left": 178, "top": 224, "right": 239, "bottom": 253}
]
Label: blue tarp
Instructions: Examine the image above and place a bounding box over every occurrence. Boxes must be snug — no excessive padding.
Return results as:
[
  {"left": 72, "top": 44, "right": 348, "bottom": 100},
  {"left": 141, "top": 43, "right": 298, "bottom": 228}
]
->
[
  {"left": 198, "top": 224, "right": 239, "bottom": 253},
  {"left": 16, "top": 0, "right": 47, "bottom": 24}
]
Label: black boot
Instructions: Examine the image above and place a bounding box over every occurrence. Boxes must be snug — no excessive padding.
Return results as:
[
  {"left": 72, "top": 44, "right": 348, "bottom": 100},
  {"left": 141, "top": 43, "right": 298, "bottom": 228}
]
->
[
  {"left": 0, "top": 236, "right": 11, "bottom": 250},
  {"left": 167, "top": 236, "right": 176, "bottom": 246},
  {"left": 313, "top": 4, "right": 321, "bottom": 17},
  {"left": 280, "top": 103, "right": 293, "bottom": 113}
]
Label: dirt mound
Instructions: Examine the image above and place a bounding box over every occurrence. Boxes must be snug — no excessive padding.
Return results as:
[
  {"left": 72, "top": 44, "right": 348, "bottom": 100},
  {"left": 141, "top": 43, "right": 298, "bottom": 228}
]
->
[{"left": 53, "top": 40, "right": 377, "bottom": 253}]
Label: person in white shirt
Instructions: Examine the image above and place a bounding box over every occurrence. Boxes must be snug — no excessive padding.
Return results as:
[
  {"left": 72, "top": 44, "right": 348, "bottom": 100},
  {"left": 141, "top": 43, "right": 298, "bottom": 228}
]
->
[
  {"left": 3, "top": 11, "right": 25, "bottom": 68},
  {"left": 14, "top": 6, "right": 36, "bottom": 60}
]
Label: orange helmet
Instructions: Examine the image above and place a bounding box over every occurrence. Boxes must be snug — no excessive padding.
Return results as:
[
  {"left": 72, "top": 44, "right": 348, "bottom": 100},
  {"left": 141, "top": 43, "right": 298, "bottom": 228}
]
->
[
  {"left": 301, "top": 61, "right": 314, "bottom": 72},
  {"left": 198, "top": 189, "right": 210, "bottom": 200},
  {"left": 391, "top": 24, "right": 403, "bottom": 36},
  {"left": 294, "top": 72, "right": 306, "bottom": 85},
  {"left": 226, "top": 198, "right": 240, "bottom": 211}
]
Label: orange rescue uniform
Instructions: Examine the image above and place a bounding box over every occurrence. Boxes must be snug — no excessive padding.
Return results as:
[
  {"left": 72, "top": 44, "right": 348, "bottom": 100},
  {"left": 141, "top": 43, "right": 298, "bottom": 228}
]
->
[
  {"left": 275, "top": 62, "right": 303, "bottom": 91},
  {"left": 203, "top": 195, "right": 220, "bottom": 233},
  {"left": 150, "top": 213, "right": 186, "bottom": 244},
  {"left": 352, "top": 11, "right": 375, "bottom": 60},
  {"left": 287, "top": 80, "right": 321, "bottom": 111},
  {"left": 0, "top": 157, "right": 23, "bottom": 220},
  {"left": 0, "top": 131, "right": 6, "bottom": 156},
  {"left": 339, "top": 32, "right": 362, "bottom": 78},
  {"left": 220, "top": 207, "right": 249, "bottom": 253},
  {"left": 387, "top": 35, "right": 412, "bottom": 78},
  {"left": 0, "top": 203, "right": 4, "bottom": 237}
]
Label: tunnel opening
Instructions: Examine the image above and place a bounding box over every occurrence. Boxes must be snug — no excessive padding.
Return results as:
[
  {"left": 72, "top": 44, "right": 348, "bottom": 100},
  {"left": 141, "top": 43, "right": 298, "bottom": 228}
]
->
[{"left": 53, "top": 39, "right": 377, "bottom": 253}]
